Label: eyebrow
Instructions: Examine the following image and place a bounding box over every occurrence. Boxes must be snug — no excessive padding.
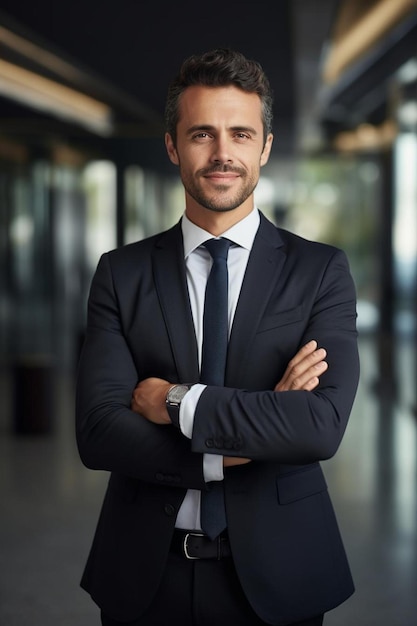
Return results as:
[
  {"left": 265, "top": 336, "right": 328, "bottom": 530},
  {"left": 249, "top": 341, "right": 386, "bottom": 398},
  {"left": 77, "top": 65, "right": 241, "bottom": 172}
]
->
[{"left": 185, "top": 125, "right": 258, "bottom": 136}]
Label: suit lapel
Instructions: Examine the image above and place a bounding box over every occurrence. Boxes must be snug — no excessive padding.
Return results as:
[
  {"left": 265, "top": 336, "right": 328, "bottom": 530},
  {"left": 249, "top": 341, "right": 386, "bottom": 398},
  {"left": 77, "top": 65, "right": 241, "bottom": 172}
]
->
[
  {"left": 226, "top": 214, "right": 286, "bottom": 386},
  {"left": 152, "top": 215, "right": 285, "bottom": 387},
  {"left": 152, "top": 222, "right": 200, "bottom": 383}
]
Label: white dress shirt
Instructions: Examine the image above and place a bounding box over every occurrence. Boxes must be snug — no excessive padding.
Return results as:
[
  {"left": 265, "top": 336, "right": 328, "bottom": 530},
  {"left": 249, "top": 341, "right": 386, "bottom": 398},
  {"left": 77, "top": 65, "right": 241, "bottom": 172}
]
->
[{"left": 174, "top": 207, "right": 260, "bottom": 530}]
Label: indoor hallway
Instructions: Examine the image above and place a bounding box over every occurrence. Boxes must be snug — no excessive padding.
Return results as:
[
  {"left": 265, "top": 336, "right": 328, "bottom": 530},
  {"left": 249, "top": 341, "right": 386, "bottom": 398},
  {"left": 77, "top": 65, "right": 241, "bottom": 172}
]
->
[{"left": 0, "top": 334, "right": 416, "bottom": 626}]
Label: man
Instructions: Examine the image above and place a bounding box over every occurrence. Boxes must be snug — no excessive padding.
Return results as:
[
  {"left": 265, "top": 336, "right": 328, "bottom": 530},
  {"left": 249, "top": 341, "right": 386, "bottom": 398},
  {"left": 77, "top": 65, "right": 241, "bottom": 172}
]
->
[{"left": 76, "top": 48, "right": 359, "bottom": 626}]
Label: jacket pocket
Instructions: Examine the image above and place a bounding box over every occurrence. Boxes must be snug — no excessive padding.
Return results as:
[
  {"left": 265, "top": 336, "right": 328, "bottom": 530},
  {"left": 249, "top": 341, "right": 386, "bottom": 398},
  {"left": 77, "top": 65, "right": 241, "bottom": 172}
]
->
[{"left": 276, "top": 464, "right": 328, "bottom": 504}]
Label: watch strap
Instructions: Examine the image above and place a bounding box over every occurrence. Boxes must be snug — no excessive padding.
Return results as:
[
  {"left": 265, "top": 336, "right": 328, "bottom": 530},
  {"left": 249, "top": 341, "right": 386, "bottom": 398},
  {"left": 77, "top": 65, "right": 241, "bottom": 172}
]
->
[{"left": 166, "top": 384, "right": 193, "bottom": 429}]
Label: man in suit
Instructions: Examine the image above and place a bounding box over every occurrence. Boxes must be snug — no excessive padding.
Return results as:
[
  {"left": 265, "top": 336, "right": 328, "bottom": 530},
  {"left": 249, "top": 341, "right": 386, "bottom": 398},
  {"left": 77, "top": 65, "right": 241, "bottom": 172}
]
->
[{"left": 76, "top": 48, "right": 359, "bottom": 625}]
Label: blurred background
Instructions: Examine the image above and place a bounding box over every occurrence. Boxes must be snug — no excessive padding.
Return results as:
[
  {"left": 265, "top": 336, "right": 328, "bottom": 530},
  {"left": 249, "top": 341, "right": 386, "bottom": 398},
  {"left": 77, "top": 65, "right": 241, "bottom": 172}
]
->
[{"left": 0, "top": 0, "right": 416, "bottom": 624}]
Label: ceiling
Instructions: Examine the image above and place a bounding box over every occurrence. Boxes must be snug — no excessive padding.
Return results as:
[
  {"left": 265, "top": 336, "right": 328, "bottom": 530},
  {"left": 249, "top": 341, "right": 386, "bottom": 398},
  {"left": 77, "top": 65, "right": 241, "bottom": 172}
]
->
[
  {"left": 0, "top": 0, "right": 339, "bottom": 171},
  {"left": 1, "top": 0, "right": 416, "bottom": 171}
]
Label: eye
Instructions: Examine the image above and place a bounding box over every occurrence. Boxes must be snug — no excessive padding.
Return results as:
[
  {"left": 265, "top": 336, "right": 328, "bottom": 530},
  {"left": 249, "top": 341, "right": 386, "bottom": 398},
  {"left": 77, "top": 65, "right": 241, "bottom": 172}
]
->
[
  {"left": 235, "top": 132, "right": 250, "bottom": 141},
  {"left": 192, "top": 132, "right": 212, "bottom": 141}
]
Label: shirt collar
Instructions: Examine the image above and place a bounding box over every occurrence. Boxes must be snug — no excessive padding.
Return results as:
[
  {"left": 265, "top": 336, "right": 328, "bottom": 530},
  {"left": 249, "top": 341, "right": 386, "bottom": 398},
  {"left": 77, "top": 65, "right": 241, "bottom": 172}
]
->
[{"left": 181, "top": 207, "right": 260, "bottom": 258}]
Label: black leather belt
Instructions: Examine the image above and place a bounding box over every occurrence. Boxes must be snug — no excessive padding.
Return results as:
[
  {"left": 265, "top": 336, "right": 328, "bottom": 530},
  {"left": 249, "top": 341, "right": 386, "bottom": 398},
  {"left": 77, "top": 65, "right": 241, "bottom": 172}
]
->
[{"left": 171, "top": 530, "right": 231, "bottom": 560}]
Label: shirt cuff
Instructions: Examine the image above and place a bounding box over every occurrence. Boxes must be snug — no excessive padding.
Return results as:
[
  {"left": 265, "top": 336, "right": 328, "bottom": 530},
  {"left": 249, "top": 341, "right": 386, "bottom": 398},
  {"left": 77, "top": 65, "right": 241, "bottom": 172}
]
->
[
  {"left": 203, "top": 452, "right": 224, "bottom": 482},
  {"left": 180, "top": 383, "right": 224, "bottom": 483},
  {"left": 179, "top": 383, "right": 206, "bottom": 438}
]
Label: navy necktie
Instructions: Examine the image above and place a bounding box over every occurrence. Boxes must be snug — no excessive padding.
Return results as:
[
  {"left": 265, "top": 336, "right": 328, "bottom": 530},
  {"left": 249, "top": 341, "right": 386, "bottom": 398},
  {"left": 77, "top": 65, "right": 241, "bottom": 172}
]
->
[{"left": 200, "top": 237, "right": 231, "bottom": 540}]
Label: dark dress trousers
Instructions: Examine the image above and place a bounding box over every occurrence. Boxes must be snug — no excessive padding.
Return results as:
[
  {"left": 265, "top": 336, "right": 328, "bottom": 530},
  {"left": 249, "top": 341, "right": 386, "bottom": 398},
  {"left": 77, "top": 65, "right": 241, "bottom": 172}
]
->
[{"left": 76, "top": 212, "right": 360, "bottom": 625}]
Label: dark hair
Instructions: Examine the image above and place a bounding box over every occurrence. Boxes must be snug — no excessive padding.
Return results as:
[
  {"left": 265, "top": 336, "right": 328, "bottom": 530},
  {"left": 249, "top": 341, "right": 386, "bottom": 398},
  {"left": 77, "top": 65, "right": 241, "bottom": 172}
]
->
[{"left": 165, "top": 48, "right": 273, "bottom": 145}]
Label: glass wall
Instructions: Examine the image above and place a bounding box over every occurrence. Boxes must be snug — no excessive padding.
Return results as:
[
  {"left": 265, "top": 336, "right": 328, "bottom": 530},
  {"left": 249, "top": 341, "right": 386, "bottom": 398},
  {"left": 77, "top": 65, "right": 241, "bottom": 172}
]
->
[
  {"left": 0, "top": 155, "right": 88, "bottom": 370},
  {"left": 263, "top": 155, "right": 381, "bottom": 334},
  {"left": 0, "top": 150, "right": 177, "bottom": 378}
]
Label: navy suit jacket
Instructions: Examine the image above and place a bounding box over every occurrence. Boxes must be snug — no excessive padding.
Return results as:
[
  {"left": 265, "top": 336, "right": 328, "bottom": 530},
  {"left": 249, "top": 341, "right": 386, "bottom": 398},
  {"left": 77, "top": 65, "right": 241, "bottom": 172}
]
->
[{"left": 76, "top": 212, "right": 360, "bottom": 624}]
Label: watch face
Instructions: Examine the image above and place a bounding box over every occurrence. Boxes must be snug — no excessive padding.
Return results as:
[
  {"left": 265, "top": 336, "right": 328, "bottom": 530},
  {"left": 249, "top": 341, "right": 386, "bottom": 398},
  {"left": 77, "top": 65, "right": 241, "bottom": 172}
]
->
[{"left": 168, "top": 385, "right": 189, "bottom": 404}]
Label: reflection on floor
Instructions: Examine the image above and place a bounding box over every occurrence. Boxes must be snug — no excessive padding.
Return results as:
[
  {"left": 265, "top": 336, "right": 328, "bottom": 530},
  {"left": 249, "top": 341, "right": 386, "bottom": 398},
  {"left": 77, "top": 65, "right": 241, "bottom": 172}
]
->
[{"left": 0, "top": 335, "right": 416, "bottom": 625}]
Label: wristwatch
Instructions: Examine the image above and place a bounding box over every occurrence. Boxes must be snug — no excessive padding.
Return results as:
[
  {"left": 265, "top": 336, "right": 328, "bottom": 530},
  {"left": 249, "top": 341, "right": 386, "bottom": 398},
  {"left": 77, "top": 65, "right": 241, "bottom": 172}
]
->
[{"left": 166, "top": 384, "right": 193, "bottom": 428}]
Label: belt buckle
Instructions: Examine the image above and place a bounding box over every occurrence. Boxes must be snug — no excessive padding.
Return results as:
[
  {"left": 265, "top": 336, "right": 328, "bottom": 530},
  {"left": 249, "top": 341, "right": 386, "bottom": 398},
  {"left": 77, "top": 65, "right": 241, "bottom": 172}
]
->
[{"left": 183, "top": 532, "right": 205, "bottom": 560}]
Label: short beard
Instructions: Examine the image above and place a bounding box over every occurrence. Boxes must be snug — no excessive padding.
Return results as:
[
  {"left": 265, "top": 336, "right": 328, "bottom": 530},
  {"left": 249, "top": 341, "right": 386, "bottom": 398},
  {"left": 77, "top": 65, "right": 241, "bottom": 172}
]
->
[
  {"left": 188, "top": 188, "right": 251, "bottom": 213},
  {"left": 181, "top": 164, "right": 257, "bottom": 213}
]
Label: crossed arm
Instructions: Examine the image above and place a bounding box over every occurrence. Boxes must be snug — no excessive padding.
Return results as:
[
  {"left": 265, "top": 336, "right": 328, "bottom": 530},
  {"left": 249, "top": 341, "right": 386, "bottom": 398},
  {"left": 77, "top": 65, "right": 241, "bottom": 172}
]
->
[{"left": 131, "top": 339, "right": 328, "bottom": 466}]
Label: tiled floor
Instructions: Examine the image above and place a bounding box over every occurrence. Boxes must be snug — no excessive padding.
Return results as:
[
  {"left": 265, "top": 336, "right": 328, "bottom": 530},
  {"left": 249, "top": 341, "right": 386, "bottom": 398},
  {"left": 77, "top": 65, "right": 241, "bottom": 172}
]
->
[
  {"left": 0, "top": 335, "right": 416, "bottom": 625},
  {"left": 323, "top": 336, "right": 417, "bottom": 625}
]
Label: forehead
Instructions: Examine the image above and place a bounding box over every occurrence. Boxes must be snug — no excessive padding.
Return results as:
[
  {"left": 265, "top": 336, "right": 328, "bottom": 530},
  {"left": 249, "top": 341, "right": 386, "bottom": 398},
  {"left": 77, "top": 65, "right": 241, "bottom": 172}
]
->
[{"left": 177, "top": 85, "right": 263, "bottom": 129}]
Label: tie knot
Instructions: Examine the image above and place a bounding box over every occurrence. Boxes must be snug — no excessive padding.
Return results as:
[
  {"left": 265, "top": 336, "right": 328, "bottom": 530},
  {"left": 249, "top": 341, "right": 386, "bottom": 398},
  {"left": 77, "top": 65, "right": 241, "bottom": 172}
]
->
[{"left": 204, "top": 238, "right": 231, "bottom": 261}]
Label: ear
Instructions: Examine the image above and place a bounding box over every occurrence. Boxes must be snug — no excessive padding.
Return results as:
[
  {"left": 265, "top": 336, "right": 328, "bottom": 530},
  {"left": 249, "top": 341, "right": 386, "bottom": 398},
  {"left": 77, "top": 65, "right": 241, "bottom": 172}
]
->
[
  {"left": 260, "top": 133, "right": 273, "bottom": 167},
  {"left": 165, "top": 133, "right": 179, "bottom": 165}
]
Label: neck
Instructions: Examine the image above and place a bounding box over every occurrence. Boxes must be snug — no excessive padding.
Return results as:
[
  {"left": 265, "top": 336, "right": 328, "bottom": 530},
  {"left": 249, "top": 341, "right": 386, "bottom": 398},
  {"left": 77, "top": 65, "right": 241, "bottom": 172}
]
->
[{"left": 185, "top": 199, "right": 254, "bottom": 237}]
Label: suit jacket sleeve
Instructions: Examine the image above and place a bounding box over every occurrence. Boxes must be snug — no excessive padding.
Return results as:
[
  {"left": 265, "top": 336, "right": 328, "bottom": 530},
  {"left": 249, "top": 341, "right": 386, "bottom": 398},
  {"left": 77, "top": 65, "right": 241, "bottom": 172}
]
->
[
  {"left": 75, "top": 251, "right": 205, "bottom": 490},
  {"left": 191, "top": 247, "right": 360, "bottom": 465}
]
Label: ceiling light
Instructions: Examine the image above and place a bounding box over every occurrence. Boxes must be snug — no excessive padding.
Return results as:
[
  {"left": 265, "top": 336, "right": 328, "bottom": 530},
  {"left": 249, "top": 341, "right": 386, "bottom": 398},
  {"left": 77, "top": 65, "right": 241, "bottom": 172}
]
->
[
  {"left": 323, "top": 0, "right": 417, "bottom": 84},
  {"left": 0, "top": 58, "right": 113, "bottom": 135}
]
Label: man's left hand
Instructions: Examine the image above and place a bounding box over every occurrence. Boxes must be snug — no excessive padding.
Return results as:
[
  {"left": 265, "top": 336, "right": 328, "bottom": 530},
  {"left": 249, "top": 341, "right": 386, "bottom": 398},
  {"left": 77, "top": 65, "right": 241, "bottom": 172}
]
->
[{"left": 131, "top": 377, "right": 172, "bottom": 424}]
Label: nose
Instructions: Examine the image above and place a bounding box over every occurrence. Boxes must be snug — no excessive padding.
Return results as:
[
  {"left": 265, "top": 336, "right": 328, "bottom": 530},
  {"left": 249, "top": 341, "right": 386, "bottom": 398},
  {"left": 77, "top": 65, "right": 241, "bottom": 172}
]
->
[{"left": 210, "top": 135, "right": 233, "bottom": 164}]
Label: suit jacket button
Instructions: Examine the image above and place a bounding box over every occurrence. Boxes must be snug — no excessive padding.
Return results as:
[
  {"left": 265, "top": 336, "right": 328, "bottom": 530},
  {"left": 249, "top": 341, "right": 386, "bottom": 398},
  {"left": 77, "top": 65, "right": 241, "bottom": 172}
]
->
[
  {"left": 205, "top": 438, "right": 214, "bottom": 448},
  {"left": 164, "top": 504, "right": 176, "bottom": 516}
]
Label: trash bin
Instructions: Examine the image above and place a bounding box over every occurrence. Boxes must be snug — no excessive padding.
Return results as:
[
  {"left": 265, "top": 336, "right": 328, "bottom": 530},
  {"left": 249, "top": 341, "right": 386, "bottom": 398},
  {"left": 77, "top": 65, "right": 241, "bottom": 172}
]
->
[{"left": 13, "top": 355, "right": 55, "bottom": 435}]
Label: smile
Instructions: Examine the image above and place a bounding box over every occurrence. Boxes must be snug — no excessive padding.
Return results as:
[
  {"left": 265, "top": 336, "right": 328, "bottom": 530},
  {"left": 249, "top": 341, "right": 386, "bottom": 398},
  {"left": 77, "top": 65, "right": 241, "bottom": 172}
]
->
[{"left": 204, "top": 173, "right": 240, "bottom": 182}]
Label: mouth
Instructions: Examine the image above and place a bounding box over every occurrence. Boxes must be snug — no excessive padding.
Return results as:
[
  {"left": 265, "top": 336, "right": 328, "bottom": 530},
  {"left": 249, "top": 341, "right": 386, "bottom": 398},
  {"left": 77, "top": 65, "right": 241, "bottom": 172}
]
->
[
  {"left": 204, "top": 173, "right": 240, "bottom": 182},
  {"left": 201, "top": 166, "right": 244, "bottom": 184}
]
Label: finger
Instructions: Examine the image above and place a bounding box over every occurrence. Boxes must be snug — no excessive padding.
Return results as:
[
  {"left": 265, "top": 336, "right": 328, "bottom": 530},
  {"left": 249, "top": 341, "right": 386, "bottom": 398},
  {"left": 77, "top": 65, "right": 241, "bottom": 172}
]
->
[
  {"left": 278, "top": 342, "right": 325, "bottom": 388},
  {"left": 287, "top": 340, "right": 318, "bottom": 367},
  {"left": 275, "top": 355, "right": 328, "bottom": 391},
  {"left": 290, "top": 345, "right": 326, "bottom": 371},
  {"left": 301, "top": 376, "right": 320, "bottom": 391},
  {"left": 278, "top": 342, "right": 320, "bottom": 386},
  {"left": 288, "top": 347, "right": 327, "bottom": 380},
  {"left": 287, "top": 360, "right": 328, "bottom": 390}
]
